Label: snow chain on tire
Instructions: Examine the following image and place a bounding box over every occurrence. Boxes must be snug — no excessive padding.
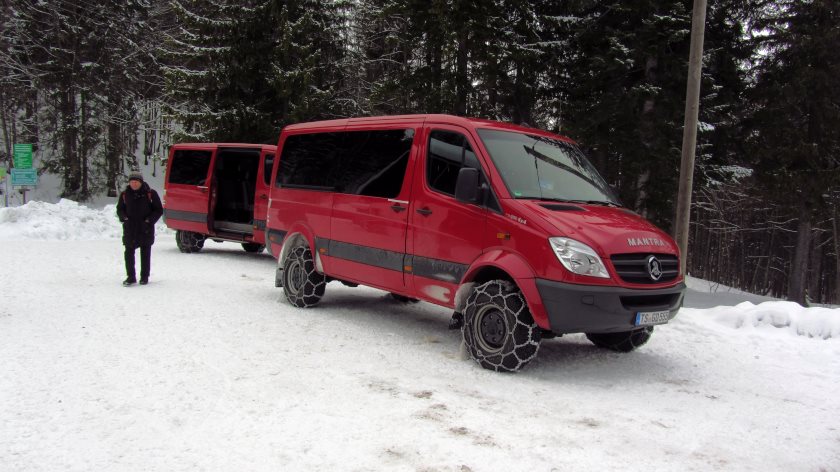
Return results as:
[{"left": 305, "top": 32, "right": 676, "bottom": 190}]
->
[
  {"left": 461, "top": 280, "right": 542, "bottom": 372},
  {"left": 283, "top": 245, "right": 325, "bottom": 308},
  {"left": 585, "top": 327, "right": 654, "bottom": 353},
  {"left": 176, "top": 230, "right": 205, "bottom": 253}
]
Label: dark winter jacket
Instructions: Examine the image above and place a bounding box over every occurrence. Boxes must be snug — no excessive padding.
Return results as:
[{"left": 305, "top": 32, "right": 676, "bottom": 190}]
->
[{"left": 117, "top": 182, "right": 163, "bottom": 248}]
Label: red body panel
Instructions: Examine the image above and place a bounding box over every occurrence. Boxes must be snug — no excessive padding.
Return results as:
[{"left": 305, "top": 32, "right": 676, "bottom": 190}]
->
[
  {"left": 267, "top": 114, "right": 685, "bottom": 330},
  {"left": 164, "top": 144, "right": 216, "bottom": 234},
  {"left": 408, "top": 124, "right": 487, "bottom": 307},
  {"left": 250, "top": 148, "right": 275, "bottom": 245}
]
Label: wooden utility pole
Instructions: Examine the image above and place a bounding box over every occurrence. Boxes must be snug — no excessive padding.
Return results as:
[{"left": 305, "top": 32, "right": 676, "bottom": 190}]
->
[{"left": 674, "top": 0, "right": 708, "bottom": 275}]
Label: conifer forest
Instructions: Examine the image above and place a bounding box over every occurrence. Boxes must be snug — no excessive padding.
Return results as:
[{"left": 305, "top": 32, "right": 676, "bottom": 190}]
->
[{"left": 1, "top": 0, "right": 838, "bottom": 305}]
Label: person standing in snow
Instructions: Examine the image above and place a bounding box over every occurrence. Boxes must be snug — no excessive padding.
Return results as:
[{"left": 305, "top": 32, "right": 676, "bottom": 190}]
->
[{"left": 117, "top": 171, "right": 163, "bottom": 286}]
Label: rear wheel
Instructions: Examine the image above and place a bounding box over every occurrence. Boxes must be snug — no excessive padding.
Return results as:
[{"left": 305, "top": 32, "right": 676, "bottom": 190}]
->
[
  {"left": 175, "top": 230, "right": 205, "bottom": 253},
  {"left": 462, "top": 280, "right": 542, "bottom": 372},
  {"left": 585, "top": 327, "right": 654, "bottom": 352},
  {"left": 241, "top": 242, "right": 265, "bottom": 253},
  {"left": 283, "top": 246, "right": 325, "bottom": 308}
]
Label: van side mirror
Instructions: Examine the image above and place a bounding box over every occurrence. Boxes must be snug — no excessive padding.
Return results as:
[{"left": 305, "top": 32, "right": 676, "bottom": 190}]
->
[{"left": 455, "top": 167, "right": 480, "bottom": 204}]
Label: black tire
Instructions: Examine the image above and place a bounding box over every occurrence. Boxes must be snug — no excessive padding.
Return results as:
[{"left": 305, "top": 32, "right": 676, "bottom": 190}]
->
[
  {"left": 242, "top": 242, "right": 265, "bottom": 253},
  {"left": 390, "top": 293, "right": 419, "bottom": 303},
  {"left": 283, "top": 245, "right": 325, "bottom": 308},
  {"left": 175, "top": 230, "right": 205, "bottom": 253},
  {"left": 462, "top": 280, "right": 542, "bottom": 372},
  {"left": 586, "top": 327, "right": 654, "bottom": 352}
]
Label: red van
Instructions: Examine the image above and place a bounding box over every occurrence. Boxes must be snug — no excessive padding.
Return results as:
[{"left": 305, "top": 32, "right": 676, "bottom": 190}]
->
[
  {"left": 163, "top": 143, "right": 276, "bottom": 253},
  {"left": 266, "top": 115, "right": 685, "bottom": 371}
]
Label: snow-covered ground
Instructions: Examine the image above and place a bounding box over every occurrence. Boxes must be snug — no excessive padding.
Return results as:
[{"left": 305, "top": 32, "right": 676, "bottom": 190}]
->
[{"left": 1, "top": 201, "right": 839, "bottom": 471}]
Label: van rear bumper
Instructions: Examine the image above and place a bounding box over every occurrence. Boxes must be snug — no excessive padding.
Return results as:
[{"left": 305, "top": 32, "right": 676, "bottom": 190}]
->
[{"left": 535, "top": 279, "right": 685, "bottom": 334}]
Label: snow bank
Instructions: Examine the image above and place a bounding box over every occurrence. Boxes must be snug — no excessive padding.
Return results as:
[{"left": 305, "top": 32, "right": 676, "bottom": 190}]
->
[
  {"left": 687, "top": 301, "right": 840, "bottom": 340},
  {"left": 0, "top": 199, "right": 167, "bottom": 241}
]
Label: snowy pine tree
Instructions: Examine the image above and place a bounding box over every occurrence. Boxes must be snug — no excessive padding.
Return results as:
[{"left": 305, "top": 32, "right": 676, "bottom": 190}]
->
[
  {"left": 163, "top": 0, "right": 348, "bottom": 143},
  {"left": 747, "top": 0, "right": 840, "bottom": 305}
]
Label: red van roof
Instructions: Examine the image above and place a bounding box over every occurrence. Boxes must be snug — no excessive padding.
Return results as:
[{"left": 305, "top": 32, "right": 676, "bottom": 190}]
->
[
  {"left": 170, "top": 143, "right": 277, "bottom": 151},
  {"left": 283, "top": 114, "right": 576, "bottom": 144}
]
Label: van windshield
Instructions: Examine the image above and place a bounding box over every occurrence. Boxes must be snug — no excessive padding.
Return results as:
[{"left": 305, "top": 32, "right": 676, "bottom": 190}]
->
[{"left": 477, "top": 129, "right": 618, "bottom": 205}]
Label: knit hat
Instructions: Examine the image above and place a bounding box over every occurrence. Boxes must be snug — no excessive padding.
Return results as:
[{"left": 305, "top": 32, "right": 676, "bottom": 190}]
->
[{"left": 128, "top": 171, "right": 143, "bottom": 182}]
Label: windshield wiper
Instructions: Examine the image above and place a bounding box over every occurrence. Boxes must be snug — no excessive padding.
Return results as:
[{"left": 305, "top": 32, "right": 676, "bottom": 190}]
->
[
  {"left": 565, "top": 199, "right": 621, "bottom": 207},
  {"left": 516, "top": 196, "right": 620, "bottom": 206}
]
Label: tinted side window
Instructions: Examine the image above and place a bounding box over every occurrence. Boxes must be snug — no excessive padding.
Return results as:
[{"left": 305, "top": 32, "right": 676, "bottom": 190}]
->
[
  {"left": 337, "top": 129, "right": 414, "bottom": 198},
  {"left": 169, "top": 150, "right": 212, "bottom": 185},
  {"left": 427, "top": 131, "right": 477, "bottom": 196},
  {"left": 278, "top": 133, "right": 342, "bottom": 189},
  {"left": 263, "top": 153, "right": 275, "bottom": 186}
]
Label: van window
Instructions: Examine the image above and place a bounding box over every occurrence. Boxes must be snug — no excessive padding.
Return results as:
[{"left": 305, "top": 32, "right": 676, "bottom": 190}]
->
[
  {"left": 278, "top": 129, "right": 415, "bottom": 197},
  {"left": 337, "top": 129, "right": 414, "bottom": 198},
  {"left": 169, "top": 150, "right": 212, "bottom": 186},
  {"left": 263, "top": 153, "right": 275, "bottom": 186},
  {"left": 427, "top": 130, "right": 478, "bottom": 196},
  {"left": 278, "top": 133, "right": 342, "bottom": 190}
]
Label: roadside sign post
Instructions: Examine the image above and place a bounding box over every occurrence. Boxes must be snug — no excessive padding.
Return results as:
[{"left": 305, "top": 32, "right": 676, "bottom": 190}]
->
[
  {"left": 11, "top": 144, "right": 36, "bottom": 205},
  {"left": 11, "top": 169, "right": 37, "bottom": 204},
  {"left": 13, "top": 144, "right": 33, "bottom": 169}
]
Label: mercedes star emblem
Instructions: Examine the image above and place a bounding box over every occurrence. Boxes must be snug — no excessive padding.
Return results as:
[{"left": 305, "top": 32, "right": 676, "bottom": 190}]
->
[{"left": 647, "top": 255, "right": 663, "bottom": 281}]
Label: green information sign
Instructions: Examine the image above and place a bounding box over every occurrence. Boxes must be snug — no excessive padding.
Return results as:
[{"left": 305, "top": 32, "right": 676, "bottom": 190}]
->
[
  {"left": 14, "top": 144, "right": 33, "bottom": 169},
  {"left": 11, "top": 168, "right": 37, "bottom": 187}
]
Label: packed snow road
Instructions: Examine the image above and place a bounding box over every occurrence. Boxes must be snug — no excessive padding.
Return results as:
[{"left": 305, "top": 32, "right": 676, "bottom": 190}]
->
[{"left": 1, "top": 202, "right": 838, "bottom": 471}]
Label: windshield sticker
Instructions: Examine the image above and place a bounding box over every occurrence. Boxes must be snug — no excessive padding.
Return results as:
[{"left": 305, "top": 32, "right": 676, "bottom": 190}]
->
[
  {"left": 514, "top": 191, "right": 523, "bottom": 197},
  {"left": 507, "top": 213, "right": 527, "bottom": 225}
]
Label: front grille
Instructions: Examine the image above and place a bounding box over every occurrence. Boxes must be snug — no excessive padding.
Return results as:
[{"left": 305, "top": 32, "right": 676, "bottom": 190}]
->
[{"left": 610, "top": 253, "right": 679, "bottom": 285}]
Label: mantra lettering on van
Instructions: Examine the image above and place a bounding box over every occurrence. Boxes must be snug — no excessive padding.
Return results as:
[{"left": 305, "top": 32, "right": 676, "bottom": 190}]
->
[{"left": 627, "top": 237, "right": 667, "bottom": 247}]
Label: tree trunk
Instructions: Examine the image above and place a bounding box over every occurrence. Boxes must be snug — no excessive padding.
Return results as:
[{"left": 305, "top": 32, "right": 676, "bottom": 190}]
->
[
  {"left": 787, "top": 212, "right": 812, "bottom": 305},
  {"left": 454, "top": 27, "right": 468, "bottom": 116},
  {"left": 61, "top": 86, "right": 80, "bottom": 198},
  {"left": 0, "top": 91, "right": 13, "bottom": 165},
  {"left": 833, "top": 206, "right": 840, "bottom": 304},
  {"left": 106, "top": 107, "right": 120, "bottom": 197}
]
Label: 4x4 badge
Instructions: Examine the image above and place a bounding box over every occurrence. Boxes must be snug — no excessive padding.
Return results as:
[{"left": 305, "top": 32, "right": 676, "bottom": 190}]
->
[{"left": 646, "top": 255, "right": 662, "bottom": 281}]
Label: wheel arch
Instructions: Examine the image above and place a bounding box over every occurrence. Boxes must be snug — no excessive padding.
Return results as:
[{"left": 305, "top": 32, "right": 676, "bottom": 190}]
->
[
  {"left": 459, "top": 250, "right": 549, "bottom": 329},
  {"left": 276, "top": 224, "right": 327, "bottom": 275}
]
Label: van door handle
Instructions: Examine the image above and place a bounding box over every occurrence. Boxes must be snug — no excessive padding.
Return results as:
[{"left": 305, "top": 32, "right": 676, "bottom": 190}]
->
[
  {"left": 390, "top": 204, "right": 406, "bottom": 213},
  {"left": 416, "top": 207, "right": 433, "bottom": 216},
  {"left": 259, "top": 194, "right": 268, "bottom": 200}
]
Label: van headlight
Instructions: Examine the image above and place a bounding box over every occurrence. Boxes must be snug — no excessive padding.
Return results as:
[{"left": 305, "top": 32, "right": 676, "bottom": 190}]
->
[{"left": 549, "top": 237, "right": 610, "bottom": 278}]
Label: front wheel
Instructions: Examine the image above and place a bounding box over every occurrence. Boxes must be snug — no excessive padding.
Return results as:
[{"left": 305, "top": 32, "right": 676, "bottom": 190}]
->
[
  {"left": 175, "top": 230, "right": 205, "bottom": 253},
  {"left": 242, "top": 242, "right": 265, "bottom": 253},
  {"left": 283, "top": 246, "right": 325, "bottom": 308},
  {"left": 586, "top": 327, "right": 654, "bottom": 352},
  {"left": 462, "top": 280, "right": 542, "bottom": 372}
]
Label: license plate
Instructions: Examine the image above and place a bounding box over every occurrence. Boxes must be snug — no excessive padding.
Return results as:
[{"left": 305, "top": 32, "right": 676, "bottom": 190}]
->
[{"left": 635, "top": 310, "right": 673, "bottom": 326}]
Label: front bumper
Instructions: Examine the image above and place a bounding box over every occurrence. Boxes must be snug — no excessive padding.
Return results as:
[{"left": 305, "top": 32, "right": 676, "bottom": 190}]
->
[{"left": 536, "top": 279, "right": 685, "bottom": 334}]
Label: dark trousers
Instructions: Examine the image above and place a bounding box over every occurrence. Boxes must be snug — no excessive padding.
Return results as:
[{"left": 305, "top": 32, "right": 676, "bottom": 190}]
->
[{"left": 125, "top": 245, "right": 152, "bottom": 280}]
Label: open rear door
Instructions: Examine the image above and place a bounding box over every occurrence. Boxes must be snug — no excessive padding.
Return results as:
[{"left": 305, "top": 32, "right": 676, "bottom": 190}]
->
[
  {"left": 163, "top": 146, "right": 216, "bottom": 235},
  {"left": 251, "top": 147, "right": 275, "bottom": 245}
]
